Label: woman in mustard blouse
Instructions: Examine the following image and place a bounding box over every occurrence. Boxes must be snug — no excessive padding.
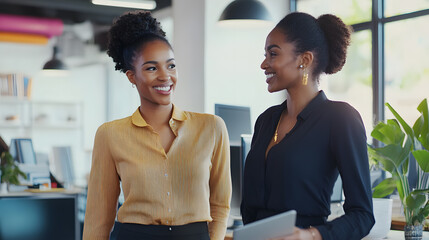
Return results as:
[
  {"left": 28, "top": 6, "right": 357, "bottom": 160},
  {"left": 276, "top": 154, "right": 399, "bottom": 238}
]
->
[{"left": 82, "top": 11, "right": 231, "bottom": 240}]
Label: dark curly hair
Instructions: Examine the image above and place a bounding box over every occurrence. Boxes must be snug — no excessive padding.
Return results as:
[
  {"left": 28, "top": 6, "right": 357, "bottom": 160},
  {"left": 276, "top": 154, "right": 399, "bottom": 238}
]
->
[
  {"left": 107, "top": 11, "right": 171, "bottom": 73},
  {"left": 275, "top": 12, "right": 351, "bottom": 77}
]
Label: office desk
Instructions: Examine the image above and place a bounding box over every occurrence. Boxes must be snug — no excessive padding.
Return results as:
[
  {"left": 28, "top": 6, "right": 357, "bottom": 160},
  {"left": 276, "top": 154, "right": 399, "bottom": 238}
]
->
[
  {"left": 0, "top": 190, "right": 81, "bottom": 240},
  {"left": 225, "top": 230, "right": 429, "bottom": 240}
]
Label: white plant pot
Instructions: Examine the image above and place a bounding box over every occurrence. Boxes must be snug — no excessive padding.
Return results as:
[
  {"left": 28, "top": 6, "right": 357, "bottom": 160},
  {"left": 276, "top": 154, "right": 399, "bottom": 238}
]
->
[
  {"left": 362, "top": 198, "right": 393, "bottom": 240},
  {"left": 0, "top": 182, "right": 8, "bottom": 194}
]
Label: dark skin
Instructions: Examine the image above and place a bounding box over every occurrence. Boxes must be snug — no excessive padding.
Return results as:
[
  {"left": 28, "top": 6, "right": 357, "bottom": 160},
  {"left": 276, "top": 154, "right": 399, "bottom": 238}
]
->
[
  {"left": 261, "top": 28, "right": 323, "bottom": 240},
  {"left": 125, "top": 40, "right": 178, "bottom": 153}
]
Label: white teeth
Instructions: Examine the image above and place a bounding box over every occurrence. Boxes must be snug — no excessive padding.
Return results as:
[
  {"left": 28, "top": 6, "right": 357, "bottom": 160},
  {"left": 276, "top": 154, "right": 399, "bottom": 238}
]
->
[
  {"left": 266, "top": 73, "right": 276, "bottom": 79},
  {"left": 154, "top": 86, "right": 171, "bottom": 92}
]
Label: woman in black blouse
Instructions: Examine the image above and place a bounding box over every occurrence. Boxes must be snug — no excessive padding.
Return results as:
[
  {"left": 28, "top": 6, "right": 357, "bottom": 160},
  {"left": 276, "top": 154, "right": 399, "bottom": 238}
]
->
[{"left": 240, "top": 12, "right": 375, "bottom": 240}]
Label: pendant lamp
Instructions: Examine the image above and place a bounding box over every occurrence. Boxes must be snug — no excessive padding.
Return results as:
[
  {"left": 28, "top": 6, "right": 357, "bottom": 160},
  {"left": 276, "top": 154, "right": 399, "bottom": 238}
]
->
[
  {"left": 43, "top": 46, "right": 67, "bottom": 70},
  {"left": 218, "top": 0, "right": 272, "bottom": 22}
]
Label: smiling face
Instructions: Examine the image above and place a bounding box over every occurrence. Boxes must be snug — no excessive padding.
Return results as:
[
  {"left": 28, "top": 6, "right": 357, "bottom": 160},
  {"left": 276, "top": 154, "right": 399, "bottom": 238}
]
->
[
  {"left": 126, "top": 40, "right": 177, "bottom": 107},
  {"left": 261, "top": 28, "right": 303, "bottom": 93}
]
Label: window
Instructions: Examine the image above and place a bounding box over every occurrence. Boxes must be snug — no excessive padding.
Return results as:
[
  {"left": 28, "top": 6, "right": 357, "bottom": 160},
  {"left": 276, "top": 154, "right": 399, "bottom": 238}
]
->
[
  {"left": 293, "top": 0, "right": 429, "bottom": 139},
  {"left": 296, "top": 0, "right": 372, "bottom": 25},
  {"left": 319, "top": 30, "right": 373, "bottom": 139},
  {"left": 384, "top": 0, "right": 429, "bottom": 17},
  {"left": 384, "top": 15, "right": 429, "bottom": 123}
]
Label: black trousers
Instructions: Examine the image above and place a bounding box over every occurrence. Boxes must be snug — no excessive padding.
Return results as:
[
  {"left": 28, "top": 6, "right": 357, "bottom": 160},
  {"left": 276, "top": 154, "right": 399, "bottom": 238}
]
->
[{"left": 116, "top": 222, "right": 210, "bottom": 240}]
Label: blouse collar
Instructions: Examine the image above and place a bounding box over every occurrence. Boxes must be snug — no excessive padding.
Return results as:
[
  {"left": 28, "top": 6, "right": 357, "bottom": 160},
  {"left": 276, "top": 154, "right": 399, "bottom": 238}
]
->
[
  {"left": 280, "top": 90, "right": 328, "bottom": 121},
  {"left": 131, "top": 104, "right": 187, "bottom": 127}
]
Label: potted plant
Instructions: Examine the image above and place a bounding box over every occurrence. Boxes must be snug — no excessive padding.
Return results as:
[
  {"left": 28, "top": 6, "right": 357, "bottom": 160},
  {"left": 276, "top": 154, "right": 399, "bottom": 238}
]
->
[
  {"left": 368, "top": 98, "right": 429, "bottom": 240},
  {"left": 0, "top": 151, "right": 27, "bottom": 194}
]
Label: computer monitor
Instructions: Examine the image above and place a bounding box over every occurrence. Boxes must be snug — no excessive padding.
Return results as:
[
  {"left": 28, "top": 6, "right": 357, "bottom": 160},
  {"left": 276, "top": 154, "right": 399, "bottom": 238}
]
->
[
  {"left": 229, "top": 145, "right": 241, "bottom": 218},
  {"left": 237, "top": 134, "right": 252, "bottom": 211},
  {"left": 241, "top": 134, "right": 252, "bottom": 177},
  {"left": 214, "top": 104, "right": 252, "bottom": 146},
  {"left": 0, "top": 194, "right": 79, "bottom": 240},
  {"left": 9, "top": 138, "right": 37, "bottom": 164},
  {"left": 228, "top": 134, "right": 253, "bottom": 229},
  {"left": 52, "top": 146, "right": 75, "bottom": 188}
]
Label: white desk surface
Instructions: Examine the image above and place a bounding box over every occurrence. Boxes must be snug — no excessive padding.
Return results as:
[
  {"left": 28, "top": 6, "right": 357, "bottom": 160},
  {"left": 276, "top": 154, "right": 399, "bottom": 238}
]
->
[
  {"left": 0, "top": 187, "right": 84, "bottom": 197},
  {"left": 226, "top": 230, "right": 429, "bottom": 240},
  {"left": 384, "top": 230, "right": 429, "bottom": 239}
]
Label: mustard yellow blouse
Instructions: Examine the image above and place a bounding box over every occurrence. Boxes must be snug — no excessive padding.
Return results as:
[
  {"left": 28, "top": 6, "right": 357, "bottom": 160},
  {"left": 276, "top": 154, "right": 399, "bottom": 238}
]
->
[{"left": 83, "top": 105, "right": 232, "bottom": 240}]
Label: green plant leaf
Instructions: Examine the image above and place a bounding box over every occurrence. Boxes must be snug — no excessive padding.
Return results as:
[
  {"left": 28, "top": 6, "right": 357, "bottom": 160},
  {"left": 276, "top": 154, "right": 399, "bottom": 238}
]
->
[
  {"left": 413, "top": 115, "right": 423, "bottom": 139},
  {"left": 413, "top": 150, "right": 429, "bottom": 172},
  {"left": 403, "top": 156, "right": 410, "bottom": 175},
  {"left": 418, "top": 135, "right": 429, "bottom": 152},
  {"left": 372, "top": 177, "right": 397, "bottom": 198},
  {"left": 396, "top": 177, "right": 406, "bottom": 203},
  {"left": 0, "top": 151, "right": 26, "bottom": 184},
  {"left": 418, "top": 204, "right": 429, "bottom": 219},
  {"left": 411, "top": 189, "right": 429, "bottom": 195},
  {"left": 411, "top": 203, "right": 429, "bottom": 225},
  {"left": 371, "top": 120, "right": 404, "bottom": 145},
  {"left": 368, "top": 145, "right": 395, "bottom": 172},
  {"left": 406, "top": 194, "right": 427, "bottom": 212},
  {"left": 386, "top": 102, "right": 415, "bottom": 143},
  {"left": 369, "top": 139, "right": 412, "bottom": 174},
  {"left": 416, "top": 99, "right": 429, "bottom": 150},
  {"left": 411, "top": 215, "right": 426, "bottom": 226}
]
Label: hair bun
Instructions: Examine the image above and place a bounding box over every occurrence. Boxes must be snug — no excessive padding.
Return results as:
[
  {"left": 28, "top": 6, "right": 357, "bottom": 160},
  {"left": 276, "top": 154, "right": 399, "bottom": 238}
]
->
[
  {"left": 317, "top": 14, "right": 351, "bottom": 74},
  {"left": 110, "top": 11, "right": 165, "bottom": 47},
  {"left": 107, "top": 10, "right": 166, "bottom": 72}
]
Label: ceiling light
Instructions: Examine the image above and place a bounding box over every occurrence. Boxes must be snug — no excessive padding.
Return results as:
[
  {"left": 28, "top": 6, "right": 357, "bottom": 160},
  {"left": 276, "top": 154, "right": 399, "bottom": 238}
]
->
[
  {"left": 219, "top": 0, "right": 272, "bottom": 23},
  {"left": 92, "top": 0, "right": 156, "bottom": 10},
  {"left": 43, "top": 46, "right": 68, "bottom": 71}
]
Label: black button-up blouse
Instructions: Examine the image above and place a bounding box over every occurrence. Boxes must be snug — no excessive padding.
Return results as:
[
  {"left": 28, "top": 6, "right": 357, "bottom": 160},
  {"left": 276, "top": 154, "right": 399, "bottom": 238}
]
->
[{"left": 241, "top": 91, "right": 375, "bottom": 240}]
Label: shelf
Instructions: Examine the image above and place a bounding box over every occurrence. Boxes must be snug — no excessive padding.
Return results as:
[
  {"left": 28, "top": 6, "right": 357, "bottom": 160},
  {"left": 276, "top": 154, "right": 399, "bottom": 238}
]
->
[
  {"left": 0, "top": 124, "right": 29, "bottom": 128},
  {"left": 31, "top": 124, "right": 81, "bottom": 129},
  {"left": 0, "top": 98, "right": 82, "bottom": 131}
]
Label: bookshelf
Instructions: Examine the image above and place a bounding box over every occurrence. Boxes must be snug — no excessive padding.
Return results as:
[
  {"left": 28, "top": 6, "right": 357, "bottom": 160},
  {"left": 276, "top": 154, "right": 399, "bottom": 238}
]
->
[
  {"left": 0, "top": 73, "right": 32, "bottom": 98},
  {"left": 0, "top": 98, "right": 83, "bottom": 149}
]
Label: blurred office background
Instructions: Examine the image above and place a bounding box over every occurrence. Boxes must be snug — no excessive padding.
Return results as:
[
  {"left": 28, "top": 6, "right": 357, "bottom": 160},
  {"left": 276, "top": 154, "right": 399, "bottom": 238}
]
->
[{"left": 0, "top": 0, "right": 428, "bottom": 239}]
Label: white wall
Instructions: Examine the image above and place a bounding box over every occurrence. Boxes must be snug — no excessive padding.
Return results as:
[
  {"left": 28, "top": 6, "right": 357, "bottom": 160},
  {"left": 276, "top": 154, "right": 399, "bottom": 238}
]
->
[
  {"left": 171, "top": 0, "right": 206, "bottom": 113},
  {"left": 105, "top": 58, "right": 140, "bottom": 122},
  {"left": 204, "top": 0, "right": 288, "bottom": 126}
]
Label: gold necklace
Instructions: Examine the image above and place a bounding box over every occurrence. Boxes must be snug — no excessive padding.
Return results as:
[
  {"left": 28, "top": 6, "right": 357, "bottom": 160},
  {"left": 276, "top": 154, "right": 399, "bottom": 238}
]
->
[{"left": 274, "top": 111, "right": 284, "bottom": 143}]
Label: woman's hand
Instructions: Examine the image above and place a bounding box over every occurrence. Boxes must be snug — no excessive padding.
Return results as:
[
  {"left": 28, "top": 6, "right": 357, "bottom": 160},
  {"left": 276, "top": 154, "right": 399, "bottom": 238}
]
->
[{"left": 268, "top": 226, "right": 321, "bottom": 240}]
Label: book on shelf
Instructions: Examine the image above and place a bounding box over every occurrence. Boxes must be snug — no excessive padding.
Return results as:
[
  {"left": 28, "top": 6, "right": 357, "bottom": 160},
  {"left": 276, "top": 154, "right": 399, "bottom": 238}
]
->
[{"left": 0, "top": 73, "right": 32, "bottom": 98}]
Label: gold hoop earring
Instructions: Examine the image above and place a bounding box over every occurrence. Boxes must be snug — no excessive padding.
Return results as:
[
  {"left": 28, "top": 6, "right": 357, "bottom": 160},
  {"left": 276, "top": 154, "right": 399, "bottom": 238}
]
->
[{"left": 302, "top": 68, "right": 308, "bottom": 86}]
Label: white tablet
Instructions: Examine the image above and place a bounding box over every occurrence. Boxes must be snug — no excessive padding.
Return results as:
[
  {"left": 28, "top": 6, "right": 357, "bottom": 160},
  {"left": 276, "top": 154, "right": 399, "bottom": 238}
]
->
[{"left": 233, "top": 210, "right": 297, "bottom": 240}]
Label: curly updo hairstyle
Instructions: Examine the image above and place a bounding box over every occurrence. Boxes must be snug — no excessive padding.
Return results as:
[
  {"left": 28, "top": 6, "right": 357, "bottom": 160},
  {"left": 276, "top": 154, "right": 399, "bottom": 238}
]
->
[
  {"left": 107, "top": 11, "right": 171, "bottom": 73},
  {"left": 275, "top": 12, "right": 351, "bottom": 78}
]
